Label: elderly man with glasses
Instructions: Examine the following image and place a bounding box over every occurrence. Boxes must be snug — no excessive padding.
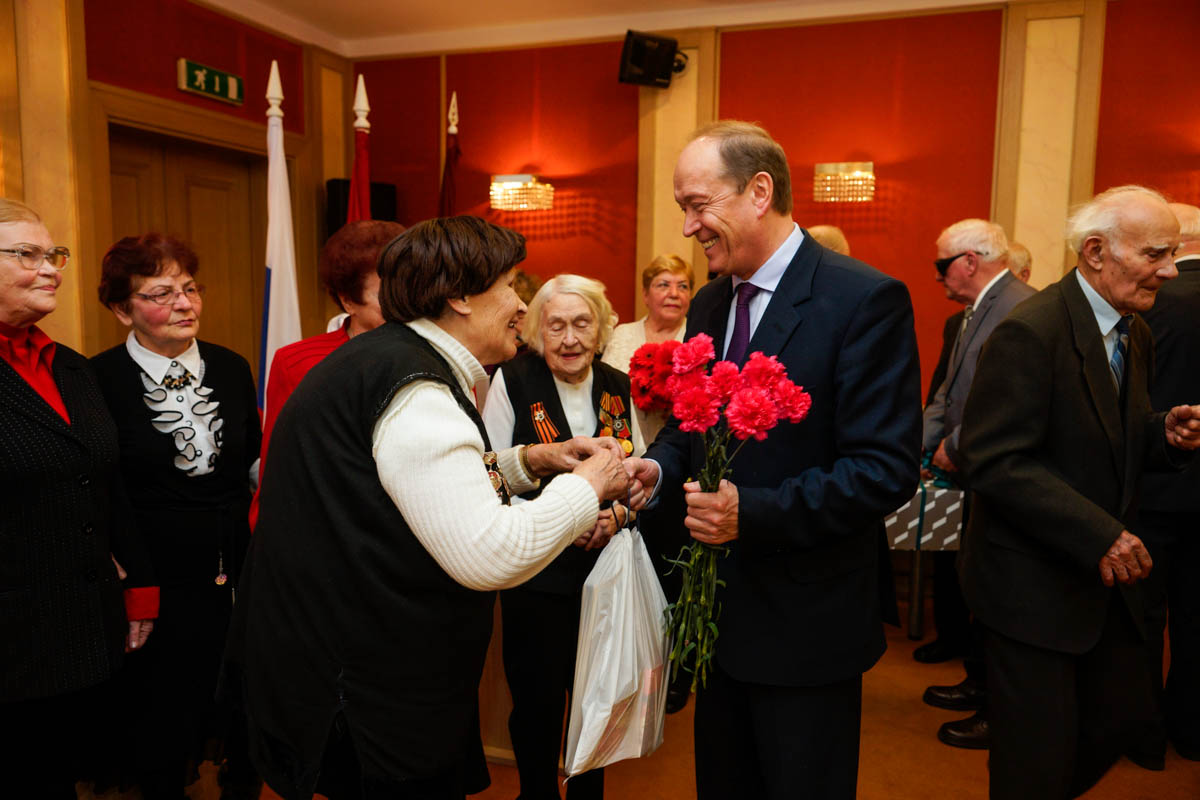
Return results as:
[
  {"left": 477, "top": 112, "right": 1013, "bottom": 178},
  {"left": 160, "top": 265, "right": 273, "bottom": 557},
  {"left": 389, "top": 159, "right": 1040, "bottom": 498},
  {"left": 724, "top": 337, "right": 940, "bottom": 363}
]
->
[{"left": 917, "top": 219, "right": 1036, "bottom": 751}]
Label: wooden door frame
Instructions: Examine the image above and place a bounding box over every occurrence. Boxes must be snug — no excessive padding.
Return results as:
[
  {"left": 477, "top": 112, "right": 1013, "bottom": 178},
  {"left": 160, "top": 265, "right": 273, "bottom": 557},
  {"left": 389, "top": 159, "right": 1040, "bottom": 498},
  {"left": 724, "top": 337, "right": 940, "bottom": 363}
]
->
[{"left": 83, "top": 80, "right": 321, "bottom": 357}]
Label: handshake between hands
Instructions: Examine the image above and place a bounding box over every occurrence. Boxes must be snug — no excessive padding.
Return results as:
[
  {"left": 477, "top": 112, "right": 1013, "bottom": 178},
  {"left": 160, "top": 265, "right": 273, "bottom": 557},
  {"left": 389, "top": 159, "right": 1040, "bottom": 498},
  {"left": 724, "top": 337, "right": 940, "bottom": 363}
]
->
[{"left": 530, "top": 438, "right": 739, "bottom": 551}]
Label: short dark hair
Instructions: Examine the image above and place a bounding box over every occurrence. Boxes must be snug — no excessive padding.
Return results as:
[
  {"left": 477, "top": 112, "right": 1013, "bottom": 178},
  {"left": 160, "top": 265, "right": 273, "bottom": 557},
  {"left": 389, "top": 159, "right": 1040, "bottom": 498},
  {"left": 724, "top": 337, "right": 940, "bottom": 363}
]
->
[
  {"left": 321, "top": 220, "right": 406, "bottom": 311},
  {"left": 378, "top": 216, "right": 526, "bottom": 323},
  {"left": 98, "top": 233, "right": 200, "bottom": 307},
  {"left": 690, "top": 120, "right": 793, "bottom": 215}
]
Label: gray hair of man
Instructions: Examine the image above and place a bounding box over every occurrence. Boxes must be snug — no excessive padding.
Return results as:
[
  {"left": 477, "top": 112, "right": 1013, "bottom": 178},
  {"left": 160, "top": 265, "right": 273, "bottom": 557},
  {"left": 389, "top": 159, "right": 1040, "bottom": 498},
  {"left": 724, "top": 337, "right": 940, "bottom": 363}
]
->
[
  {"left": 522, "top": 273, "right": 615, "bottom": 356},
  {"left": 1007, "top": 241, "right": 1031, "bottom": 274},
  {"left": 1065, "top": 185, "right": 1170, "bottom": 255},
  {"left": 938, "top": 218, "right": 1008, "bottom": 263}
]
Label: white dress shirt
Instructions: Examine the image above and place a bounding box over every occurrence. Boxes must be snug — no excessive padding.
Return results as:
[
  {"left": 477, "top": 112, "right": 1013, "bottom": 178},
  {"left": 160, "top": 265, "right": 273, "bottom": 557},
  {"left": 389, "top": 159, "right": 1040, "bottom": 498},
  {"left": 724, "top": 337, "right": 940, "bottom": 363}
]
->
[{"left": 722, "top": 223, "right": 805, "bottom": 358}]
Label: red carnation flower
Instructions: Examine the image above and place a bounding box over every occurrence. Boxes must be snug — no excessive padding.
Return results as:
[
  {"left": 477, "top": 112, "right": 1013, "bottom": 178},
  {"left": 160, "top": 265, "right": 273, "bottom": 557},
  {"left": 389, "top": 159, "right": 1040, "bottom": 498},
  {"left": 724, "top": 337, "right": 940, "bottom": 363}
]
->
[
  {"left": 673, "top": 385, "right": 721, "bottom": 433},
  {"left": 771, "top": 379, "right": 813, "bottom": 423},
  {"left": 708, "top": 360, "right": 741, "bottom": 404},
  {"left": 672, "top": 333, "right": 716, "bottom": 375},
  {"left": 740, "top": 351, "right": 787, "bottom": 389},
  {"left": 666, "top": 369, "right": 709, "bottom": 398},
  {"left": 725, "top": 386, "right": 780, "bottom": 441}
]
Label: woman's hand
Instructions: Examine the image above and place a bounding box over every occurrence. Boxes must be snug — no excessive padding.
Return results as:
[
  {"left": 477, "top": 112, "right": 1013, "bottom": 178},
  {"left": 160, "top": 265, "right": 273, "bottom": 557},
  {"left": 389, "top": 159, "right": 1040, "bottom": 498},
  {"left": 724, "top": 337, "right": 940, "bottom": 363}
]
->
[
  {"left": 126, "top": 619, "right": 154, "bottom": 652},
  {"left": 527, "top": 436, "right": 625, "bottom": 476},
  {"left": 573, "top": 504, "right": 625, "bottom": 550},
  {"left": 573, "top": 447, "right": 631, "bottom": 502}
]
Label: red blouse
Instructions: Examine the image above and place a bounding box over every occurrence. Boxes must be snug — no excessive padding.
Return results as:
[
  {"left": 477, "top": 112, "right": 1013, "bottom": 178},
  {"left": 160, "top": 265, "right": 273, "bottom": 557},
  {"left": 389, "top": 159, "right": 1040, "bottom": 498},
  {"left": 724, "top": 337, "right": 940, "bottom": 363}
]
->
[{"left": 0, "top": 321, "right": 69, "bottom": 423}]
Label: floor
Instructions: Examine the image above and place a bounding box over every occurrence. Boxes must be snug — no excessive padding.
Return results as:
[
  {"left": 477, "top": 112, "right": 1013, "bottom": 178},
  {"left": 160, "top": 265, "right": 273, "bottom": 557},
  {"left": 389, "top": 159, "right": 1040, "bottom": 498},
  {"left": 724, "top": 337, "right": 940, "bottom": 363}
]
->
[{"left": 86, "top": 609, "right": 1200, "bottom": 800}]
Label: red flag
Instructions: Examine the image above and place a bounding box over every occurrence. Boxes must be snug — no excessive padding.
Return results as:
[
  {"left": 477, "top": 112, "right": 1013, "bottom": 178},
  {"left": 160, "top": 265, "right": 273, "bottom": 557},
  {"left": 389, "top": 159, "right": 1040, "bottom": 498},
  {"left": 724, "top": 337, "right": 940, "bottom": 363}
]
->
[
  {"left": 347, "top": 75, "right": 371, "bottom": 223},
  {"left": 439, "top": 91, "right": 459, "bottom": 217}
]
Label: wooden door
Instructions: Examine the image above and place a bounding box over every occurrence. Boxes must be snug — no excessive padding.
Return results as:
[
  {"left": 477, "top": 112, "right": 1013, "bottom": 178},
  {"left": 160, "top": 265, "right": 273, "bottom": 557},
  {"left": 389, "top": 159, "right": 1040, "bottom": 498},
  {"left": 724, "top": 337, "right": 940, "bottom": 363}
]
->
[{"left": 107, "top": 126, "right": 265, "bottom": 378}]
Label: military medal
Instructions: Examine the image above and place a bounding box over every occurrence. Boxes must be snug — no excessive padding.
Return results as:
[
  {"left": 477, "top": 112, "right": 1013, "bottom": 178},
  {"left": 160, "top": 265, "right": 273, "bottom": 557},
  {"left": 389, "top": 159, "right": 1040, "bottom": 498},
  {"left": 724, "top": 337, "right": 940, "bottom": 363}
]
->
[{"left": 215, "top": 551, "right": 227, "bottom": 586}]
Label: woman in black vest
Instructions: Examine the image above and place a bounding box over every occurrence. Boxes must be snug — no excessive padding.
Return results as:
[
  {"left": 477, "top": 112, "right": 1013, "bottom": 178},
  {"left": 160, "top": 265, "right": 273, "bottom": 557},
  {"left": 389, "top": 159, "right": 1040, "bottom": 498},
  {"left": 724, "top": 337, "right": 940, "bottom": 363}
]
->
[
  {"left": 91, "top": 233, "right": 262, "bottom": 799},
  {"left": 233, "top": 218, "right": 632, "bottom": 800},
  {"left": 482, "top": 274, "right": 643, "bottom": 800}
]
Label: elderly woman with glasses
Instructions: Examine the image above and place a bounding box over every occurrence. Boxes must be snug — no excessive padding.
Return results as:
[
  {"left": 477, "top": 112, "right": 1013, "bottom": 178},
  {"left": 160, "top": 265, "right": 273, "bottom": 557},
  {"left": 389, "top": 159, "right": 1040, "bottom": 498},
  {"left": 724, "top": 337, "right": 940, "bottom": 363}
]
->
[
  {"left": 0, "top": 199, "right": 158, "bottom": 797},
  {"left": 482, "top": 274, "right": 644, "bottom": 800},
  {"left": 90, "top": 233, "right": 261, "bottom": 799}
]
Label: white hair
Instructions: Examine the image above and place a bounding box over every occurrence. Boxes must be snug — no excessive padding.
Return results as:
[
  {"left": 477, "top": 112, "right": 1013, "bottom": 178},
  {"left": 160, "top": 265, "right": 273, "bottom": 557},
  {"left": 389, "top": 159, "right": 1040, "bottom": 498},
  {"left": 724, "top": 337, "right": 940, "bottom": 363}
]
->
[
  {"left": 1065, "top": 185, "right": 1169, "bottom": 254},
  {"left": 1007, "top": 241, "right": 1031, "bottom": 273},
  {"left": 523, "top": 273, "right": 614, "bottom": 356},
  {"left": 938, "top": 219, "right": 1007, "bottom": 262}
]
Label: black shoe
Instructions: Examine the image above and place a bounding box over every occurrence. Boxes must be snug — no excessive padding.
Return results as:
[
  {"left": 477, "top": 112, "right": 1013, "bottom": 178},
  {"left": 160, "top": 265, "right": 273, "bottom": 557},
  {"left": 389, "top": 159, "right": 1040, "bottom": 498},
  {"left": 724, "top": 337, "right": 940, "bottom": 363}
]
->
[
  {"left": 1126, "top": 750, "right": 1165, "bottom": 771},
  {"left": 913, "top": 638, "right": 968, "bottom": 664},
  {"left": 665, "top": 684, "right": 690, "bottom": 714},
  {"left": 938, "top": 711, "right": 990, "bottom": 750},
  {"left": 923, "top": 677, "right": 986, "bottom": 711}
]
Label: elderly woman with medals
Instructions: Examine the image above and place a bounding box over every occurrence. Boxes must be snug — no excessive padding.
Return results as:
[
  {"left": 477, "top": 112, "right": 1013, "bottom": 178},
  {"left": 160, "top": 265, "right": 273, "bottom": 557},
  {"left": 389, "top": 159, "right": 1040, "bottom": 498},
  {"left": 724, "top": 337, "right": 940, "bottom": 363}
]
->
[
  {"left": 482, "top": 274, "right": 643, "bottom": 800},
  {"left": 232, "top": 218, "right": 632, "bottom": 800}
]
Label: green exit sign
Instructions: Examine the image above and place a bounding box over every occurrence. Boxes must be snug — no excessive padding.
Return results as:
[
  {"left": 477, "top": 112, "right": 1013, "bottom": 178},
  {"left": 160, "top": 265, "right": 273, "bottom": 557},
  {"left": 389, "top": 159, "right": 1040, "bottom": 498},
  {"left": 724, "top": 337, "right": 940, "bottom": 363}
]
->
[{"left": 176, "top": 58, "right": 244, "bottom": 106}]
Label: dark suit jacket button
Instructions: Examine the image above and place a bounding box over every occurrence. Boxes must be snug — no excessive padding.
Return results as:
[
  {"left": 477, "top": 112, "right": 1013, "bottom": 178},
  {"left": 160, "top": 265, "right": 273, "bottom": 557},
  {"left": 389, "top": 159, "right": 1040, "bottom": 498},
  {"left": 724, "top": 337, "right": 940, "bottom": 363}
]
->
[
  {"left": 78, "top": 474, "right": 90, "bottom": 486},
  {"left": 85, "top": 570, "right": 97, "bottom": 582},
  {"left": 82, "top": 523, "right": 94, "bottom": 535},
  {"left": 946, "top": 398, "right": 953, "bottom": 407}
]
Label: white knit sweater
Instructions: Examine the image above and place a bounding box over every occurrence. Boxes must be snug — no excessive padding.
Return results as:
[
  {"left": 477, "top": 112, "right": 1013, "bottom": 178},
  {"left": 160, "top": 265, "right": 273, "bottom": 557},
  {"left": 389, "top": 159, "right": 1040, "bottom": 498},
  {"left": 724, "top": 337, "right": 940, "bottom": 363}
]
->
[{"left": 371, "top": 318, "right": 600, "bottom": 591}]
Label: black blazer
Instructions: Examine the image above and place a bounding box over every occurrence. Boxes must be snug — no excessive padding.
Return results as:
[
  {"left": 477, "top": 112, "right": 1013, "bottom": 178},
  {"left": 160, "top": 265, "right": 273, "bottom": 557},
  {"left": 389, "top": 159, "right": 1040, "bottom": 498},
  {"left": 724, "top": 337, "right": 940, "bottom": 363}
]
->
[
  {"left": 959, "top": 270, "right": 1183, "bottom": 655},
  {"left": 1139, "top": 254, "right": 1200, "bottom": 511},
  {"left": 0, "top": 343, "right": 153, "bottom": 703},
  {"left": 644, "top": 231, "right": 922, "bottom": 687}
]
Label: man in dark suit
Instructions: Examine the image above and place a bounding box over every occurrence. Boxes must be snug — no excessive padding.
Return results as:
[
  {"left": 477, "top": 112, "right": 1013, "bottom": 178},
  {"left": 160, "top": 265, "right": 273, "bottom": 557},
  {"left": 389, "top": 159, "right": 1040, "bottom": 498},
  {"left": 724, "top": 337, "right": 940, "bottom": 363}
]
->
[
  {"left": 919, "top": 220, "right": 1036, "bottom": 748},
  {"left": 958, "top": 185, "right": 1200, "bottom": 799},
  {"left": 1131, "top": 201, "right": 1200, "bottom": 766},
  {"left": 627, "top": 121, "right": 922, "bottom": 799}
]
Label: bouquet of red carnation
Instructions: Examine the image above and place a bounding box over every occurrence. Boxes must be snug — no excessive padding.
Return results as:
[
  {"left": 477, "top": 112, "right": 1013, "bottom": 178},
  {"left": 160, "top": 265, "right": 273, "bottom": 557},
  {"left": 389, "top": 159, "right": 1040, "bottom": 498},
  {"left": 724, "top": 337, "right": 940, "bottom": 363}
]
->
[
  {"left": 628, "top": 339, "right": 681, "bottom": 414},
  {"left": 643, "top": 333, "right": 812, "bottom": 691}
]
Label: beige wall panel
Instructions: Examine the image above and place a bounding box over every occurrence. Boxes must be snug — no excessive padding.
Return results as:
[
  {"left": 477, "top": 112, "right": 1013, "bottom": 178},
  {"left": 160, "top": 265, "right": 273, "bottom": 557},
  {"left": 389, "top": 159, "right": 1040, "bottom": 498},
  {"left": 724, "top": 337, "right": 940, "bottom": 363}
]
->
[
  {"left": 320, "top": 65, "right": 347, "bottom": 184},
  {"left": 14, "top": 0, "right": 84, "bottom": 347},
  {"left": 1012, "top": 16, "right": 1080, "bottom": 288}
]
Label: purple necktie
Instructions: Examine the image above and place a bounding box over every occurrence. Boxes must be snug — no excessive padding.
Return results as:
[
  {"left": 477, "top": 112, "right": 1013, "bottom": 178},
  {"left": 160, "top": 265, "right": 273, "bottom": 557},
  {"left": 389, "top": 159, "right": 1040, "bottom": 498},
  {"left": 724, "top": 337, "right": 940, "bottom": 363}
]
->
[{"left": 726, "top": 282, "right": 761, "bottom": 364}]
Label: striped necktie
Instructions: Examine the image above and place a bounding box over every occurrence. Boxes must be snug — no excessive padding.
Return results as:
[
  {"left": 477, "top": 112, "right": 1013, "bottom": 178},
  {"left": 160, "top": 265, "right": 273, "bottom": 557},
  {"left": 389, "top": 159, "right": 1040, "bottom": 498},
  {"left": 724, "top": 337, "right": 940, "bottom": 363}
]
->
[{"left": 1110, "top": 315, "right": 1131, "bottom": 390}]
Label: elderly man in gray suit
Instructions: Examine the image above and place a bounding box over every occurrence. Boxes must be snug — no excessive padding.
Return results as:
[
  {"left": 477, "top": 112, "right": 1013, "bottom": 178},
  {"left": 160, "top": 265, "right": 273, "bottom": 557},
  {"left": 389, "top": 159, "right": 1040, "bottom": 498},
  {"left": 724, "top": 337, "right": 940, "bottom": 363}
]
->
[{"left": 919, "top": 218, "right": 1036, "bottom": 749}]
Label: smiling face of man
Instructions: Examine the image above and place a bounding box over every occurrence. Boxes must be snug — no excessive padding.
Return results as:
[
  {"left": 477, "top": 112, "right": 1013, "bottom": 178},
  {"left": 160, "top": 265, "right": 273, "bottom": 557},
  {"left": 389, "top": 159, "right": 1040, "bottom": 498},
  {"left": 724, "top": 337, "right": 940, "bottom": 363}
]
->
[{"left": 673, "top": 137, "right": 766, "bottom": 280}]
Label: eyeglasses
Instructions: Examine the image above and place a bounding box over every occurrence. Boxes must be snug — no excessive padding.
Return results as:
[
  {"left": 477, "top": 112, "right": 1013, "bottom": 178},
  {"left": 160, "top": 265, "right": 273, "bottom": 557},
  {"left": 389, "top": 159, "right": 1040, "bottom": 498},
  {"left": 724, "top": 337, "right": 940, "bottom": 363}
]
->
[
  {"left": 0, "top": 244, "right": 71, "bottom": 271},
  {"left": 934, "top": 252, "right": 974, "bottom": 276},
  {"left": 134, "top": 285, "right": 207, "bottom": 306}
]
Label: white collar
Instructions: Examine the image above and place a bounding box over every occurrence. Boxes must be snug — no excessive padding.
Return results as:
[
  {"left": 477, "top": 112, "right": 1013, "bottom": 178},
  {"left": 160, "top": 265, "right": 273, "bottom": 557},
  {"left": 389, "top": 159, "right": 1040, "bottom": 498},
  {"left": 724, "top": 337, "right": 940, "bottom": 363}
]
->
[
  {"left": 1074, "top": 269, "right": 1123, "bottom": 338},
  {"left": 124, "top": 331, "right": 202, "bottom": 384},
  {"left": 972, "top": 269, "right": 1010, "bottom": 311},
  {"left": 732, "top": 223, "right": 804, "bottom": 294},
  {"left": 405, "top": 318, "right": 487, "bottom": 397}
]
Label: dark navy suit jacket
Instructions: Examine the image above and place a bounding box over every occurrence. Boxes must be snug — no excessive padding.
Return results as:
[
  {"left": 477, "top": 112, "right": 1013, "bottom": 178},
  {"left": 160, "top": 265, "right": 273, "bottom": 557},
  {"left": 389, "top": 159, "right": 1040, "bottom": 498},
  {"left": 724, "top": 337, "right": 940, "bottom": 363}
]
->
[{"left": 644, "top": 230, "right": 922, "bottom": 687}]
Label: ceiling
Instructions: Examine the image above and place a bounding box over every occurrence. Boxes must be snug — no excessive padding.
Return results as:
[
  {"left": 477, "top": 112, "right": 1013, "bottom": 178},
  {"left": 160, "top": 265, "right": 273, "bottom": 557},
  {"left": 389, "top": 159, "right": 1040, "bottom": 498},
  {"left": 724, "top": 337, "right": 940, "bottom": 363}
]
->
[{"left": 196, "top": 0, "right": 998, "bottom": 57}]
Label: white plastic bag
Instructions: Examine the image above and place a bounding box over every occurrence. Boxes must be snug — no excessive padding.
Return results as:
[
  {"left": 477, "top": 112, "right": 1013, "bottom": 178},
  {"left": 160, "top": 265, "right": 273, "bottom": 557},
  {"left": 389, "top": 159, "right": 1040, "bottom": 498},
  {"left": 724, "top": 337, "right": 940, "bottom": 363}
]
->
[{"left": 564, "top": 526, "right": 669, "bottom": 776}]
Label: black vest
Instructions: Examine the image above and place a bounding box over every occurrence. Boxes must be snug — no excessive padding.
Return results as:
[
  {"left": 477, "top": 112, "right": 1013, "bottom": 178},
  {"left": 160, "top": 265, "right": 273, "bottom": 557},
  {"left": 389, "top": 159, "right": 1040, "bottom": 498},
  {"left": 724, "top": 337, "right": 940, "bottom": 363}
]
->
[
  {"left": 501, "top": 351, "right": 632, "bottom": 595},
  {"left": 236, "top": 323, "right": 498, "bottom": 796}
]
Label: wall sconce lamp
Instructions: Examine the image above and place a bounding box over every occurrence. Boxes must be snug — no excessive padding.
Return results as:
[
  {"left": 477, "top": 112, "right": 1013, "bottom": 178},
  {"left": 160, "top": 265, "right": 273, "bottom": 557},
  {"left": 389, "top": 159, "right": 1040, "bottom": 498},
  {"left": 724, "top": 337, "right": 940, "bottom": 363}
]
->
[
  {"left": 490, "top": 174, "right": 554, "bottom": 211},
  {"left": 813, "top": 162, "right": 875, "bottom": 203}
]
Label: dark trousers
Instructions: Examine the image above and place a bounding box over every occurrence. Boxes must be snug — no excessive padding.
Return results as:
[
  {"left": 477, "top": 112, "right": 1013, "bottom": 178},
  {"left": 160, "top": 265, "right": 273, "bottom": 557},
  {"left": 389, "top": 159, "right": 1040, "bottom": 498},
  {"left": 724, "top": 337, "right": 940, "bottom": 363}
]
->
[
  {"left": 501, "top": 587, "right": 603, "bottom": 800},
  {"left": 1, "top": 681, "right": 110, "bottom": 799},
  {"left": 316, "top": 713, "right": 468, "bottom": 800},
  {"left": 985, "top": 593, "right": 1153, "bottom": 800},
  {"left": 1137, "top": 508, "right": 1200, "bottom": 755},
  {"left": 694, "top": 662, "right": 862, "bottom": 800},
  {"left": 932, "top": 550, "right": 972, "bottom": 647}
]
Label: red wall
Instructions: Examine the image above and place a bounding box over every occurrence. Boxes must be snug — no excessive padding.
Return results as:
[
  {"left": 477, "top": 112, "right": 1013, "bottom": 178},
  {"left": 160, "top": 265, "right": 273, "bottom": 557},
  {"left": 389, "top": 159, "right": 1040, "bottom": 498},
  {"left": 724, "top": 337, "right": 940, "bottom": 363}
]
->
[
  {"left": 444, "top": 43, "right": 640, "bottom": 322},
  {"left": 355, "top": 57, "right": 442, "bottom": 226},
  {"left": 719, "top": 10, "right": 1002, "bottom": 393},
  {"left": 85, "top": 0, "right": 305, "bottom": 134},
  {"left": 1094, "top": 0, "right": 1200, "bottom": 202}
]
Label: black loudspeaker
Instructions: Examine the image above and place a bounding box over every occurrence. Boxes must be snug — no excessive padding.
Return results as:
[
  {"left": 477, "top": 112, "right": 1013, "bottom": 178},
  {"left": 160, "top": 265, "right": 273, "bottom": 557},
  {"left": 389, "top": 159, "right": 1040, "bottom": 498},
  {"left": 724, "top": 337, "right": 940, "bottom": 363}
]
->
[
  {"left": 325, "top": 179, "right": 398, "bottom": 239},
  {"left": 618, "top": 30, "right": 687, "bottom": 88}
]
